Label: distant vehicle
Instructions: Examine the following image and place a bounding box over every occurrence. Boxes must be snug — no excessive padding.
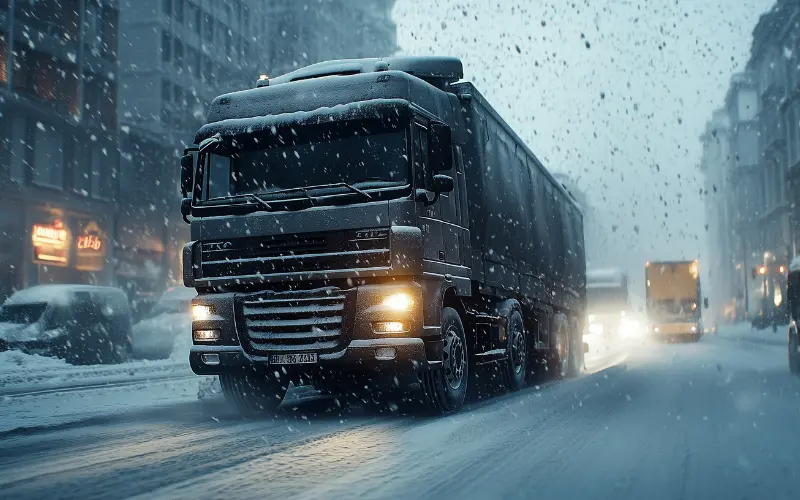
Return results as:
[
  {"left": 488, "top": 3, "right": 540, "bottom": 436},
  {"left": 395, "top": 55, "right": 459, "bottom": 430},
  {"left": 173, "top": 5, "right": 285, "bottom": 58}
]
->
[
  {"left": 787, "top": 259, "right": 800, "bottom": 374},
  {"left": 645, "top": 260, "right": 708, "bottom": 342},
  {"left": 0, "top": 285, "right": 133, "bottom": 364},
  {"left": 179, "top": 56, "right": 587, "bottom": 414},
  {"left": 585, "top": 268, "right": 643, "bottom": 342},
  {"left": 131, "top": 286, "right": 196, "bottom": 360}
]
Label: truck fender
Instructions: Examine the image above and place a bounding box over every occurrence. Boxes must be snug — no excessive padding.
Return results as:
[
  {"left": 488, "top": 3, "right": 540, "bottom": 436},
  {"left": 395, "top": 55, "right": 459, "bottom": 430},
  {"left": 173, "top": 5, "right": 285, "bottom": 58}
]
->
[
  {"left": 494, "top": 298, "right": 521, "bottom": 320},
  {"left": 494, "top": 299, "right": 522, "bottom": 348}
]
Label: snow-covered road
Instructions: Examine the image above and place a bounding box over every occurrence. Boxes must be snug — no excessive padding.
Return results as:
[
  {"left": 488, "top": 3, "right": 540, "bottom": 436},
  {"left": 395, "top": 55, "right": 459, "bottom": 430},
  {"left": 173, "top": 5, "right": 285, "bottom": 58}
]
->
[{"left": 1, "top": 324, "right": 798, "bottom": 500}]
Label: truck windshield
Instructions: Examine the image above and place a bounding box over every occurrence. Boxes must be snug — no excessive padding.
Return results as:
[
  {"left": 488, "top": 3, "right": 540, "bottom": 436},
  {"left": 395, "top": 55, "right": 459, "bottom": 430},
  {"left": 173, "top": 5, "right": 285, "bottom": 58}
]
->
[
  {"left": 647, "top": 299, "right": 700, "bottom": 320},
  {"left": 205, "top": 129, "right": 409, "bottom": 201}
]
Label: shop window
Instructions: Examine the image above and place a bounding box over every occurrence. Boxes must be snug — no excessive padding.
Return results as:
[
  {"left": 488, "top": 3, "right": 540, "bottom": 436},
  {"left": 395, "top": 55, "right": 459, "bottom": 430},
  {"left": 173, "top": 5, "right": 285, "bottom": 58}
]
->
[{"left": 33, "top": 125, "right": 64, "bottom": 189}]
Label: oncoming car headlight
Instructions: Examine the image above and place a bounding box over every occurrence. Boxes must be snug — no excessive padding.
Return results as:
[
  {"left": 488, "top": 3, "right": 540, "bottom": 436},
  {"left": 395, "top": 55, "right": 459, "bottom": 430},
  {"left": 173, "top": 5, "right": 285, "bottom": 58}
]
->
[{"left": 588, "top": 323, "right": 604, "bottom": 335}]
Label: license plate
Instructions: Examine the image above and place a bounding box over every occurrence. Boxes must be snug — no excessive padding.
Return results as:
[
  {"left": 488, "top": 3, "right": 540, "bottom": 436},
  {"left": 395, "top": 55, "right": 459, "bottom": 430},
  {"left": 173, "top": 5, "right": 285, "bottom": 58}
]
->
[{"left": 269, "top": 353, "right": 318, "bottom": 365}]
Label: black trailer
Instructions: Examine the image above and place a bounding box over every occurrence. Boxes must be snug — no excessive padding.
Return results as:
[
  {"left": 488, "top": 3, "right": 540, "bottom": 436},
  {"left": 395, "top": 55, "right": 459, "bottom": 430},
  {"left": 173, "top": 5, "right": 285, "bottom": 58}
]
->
[{"left": 179, "top": 56, "right": 586, "bottom": 413}]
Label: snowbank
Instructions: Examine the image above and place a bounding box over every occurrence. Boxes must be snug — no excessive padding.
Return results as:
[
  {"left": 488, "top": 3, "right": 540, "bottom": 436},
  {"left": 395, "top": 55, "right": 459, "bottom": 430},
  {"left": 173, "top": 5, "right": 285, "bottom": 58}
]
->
[{"left": 0, "top": 350, "right": 192, "bottom": 396}]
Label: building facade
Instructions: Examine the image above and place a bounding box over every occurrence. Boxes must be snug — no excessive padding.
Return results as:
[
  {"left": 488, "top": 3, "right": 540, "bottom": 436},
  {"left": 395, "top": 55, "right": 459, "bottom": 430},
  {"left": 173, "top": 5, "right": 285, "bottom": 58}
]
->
[
  {"left": 116, "top": 0, "right": 271, "bottom": 301},
  {"left": 702, "top": 0, "right": 800, "bottom": 322},
  {"left": 0, "top": 0, "right": 120, "bottom": 301},
  {"left": 264, "top": 0, "right": 398, "bottom": 76}
]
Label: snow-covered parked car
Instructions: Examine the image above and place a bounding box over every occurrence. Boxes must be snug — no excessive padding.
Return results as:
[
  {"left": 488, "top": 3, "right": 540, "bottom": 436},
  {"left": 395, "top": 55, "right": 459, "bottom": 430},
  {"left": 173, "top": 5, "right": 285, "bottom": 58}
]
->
[
  {"left": 0, "top": 285, "right": 133, "bottom": 365},
  {"left": 131, "top": 286, "right": 195, "bottom": 360}
]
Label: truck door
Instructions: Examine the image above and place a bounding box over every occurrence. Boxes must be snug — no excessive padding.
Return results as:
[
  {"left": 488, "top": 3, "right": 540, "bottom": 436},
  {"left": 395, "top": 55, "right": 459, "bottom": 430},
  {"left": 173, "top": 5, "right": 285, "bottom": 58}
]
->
[
  {"left": 437, "top": 146, "right": 464, "bottom": 267},
  {"left": 414, "top": 121, "right": 443, "bottom": 263}
]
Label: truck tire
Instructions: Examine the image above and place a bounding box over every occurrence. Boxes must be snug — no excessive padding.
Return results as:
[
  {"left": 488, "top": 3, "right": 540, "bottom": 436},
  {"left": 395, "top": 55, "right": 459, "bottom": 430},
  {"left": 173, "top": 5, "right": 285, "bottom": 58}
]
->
[
  {"left": 503, "top": 309, "right": 527, "bottom": 391},
  {"left": 220, "top": 372, "right": 289, "bottom": 415},
  {"left": 550, "top": 315, "right": 577, "bottom": 379},
  {"left": 419, "top": 307, "right": 468, "bottom": 413}
]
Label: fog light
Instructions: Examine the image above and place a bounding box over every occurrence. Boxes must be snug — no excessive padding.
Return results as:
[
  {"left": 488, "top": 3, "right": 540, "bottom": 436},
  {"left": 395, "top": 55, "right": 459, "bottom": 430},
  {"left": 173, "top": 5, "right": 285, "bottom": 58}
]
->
[
  {"left": 382, "top": 293, "right": 414, "bottom": 311},
  {"left": 201, "top": 353, "right": 220, "bottom": 365},
  {"left": 193, "top": 329, "right": 221, "bottom": 342},
  {"left": 192, "top": 304, "right": 214, "bottom": 321},
  {"left": 375, "top": 347, "right": 396, "bottom": 360},
  {"left": 373, "top": 321, "right": 408, "bottom": 334}
]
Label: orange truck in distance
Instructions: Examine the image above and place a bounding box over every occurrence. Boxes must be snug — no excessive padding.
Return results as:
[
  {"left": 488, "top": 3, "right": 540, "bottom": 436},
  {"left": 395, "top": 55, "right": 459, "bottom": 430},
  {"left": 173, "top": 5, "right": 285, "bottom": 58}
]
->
[{"left": 645, "top": 260, "right": 708, "bottom": 342}]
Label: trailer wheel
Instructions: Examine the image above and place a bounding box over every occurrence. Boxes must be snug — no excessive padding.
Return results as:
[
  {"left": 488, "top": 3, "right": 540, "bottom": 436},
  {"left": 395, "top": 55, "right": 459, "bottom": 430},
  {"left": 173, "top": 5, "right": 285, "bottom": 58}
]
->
[
  {"left": 419, "top": 307, "right": 468, "bottom": 413},
  {"left": 550, "top": 315, "right": 576, "bottom": 379},
  {"left": 503, "top": 309, "right": 527, "bottom": 391},
  {"left": 220, "top": 371, "right": 289, "bottom": 415}
]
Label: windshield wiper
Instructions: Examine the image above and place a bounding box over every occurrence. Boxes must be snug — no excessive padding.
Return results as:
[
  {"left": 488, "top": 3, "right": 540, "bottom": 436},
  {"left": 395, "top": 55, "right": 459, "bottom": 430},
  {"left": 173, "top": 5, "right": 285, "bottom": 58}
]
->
[
  {"left": 209, "top": 193, "right": 274, "bottom": 211},
  {"left": 261, "top": 183, "right": 373, "bottom": 201}
]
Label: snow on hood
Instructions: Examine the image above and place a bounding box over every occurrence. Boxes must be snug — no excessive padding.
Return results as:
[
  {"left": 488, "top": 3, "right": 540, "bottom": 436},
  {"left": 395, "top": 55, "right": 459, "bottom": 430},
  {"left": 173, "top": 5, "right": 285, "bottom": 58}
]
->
[{"left": 2, "top": 285, "right": 78, "bottom": 306}]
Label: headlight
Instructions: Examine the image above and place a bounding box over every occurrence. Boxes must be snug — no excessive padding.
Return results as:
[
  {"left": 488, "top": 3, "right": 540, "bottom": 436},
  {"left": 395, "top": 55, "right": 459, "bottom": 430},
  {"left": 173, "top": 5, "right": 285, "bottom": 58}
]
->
[
  {"left": 382, "top": 293, "right": 414, "bottom": 312},
  {"left": 192, "top": 304, "right": 215, "bottom": 321},
  {"left": 690, "top": 326, "right": 698, "bottom": 333}
]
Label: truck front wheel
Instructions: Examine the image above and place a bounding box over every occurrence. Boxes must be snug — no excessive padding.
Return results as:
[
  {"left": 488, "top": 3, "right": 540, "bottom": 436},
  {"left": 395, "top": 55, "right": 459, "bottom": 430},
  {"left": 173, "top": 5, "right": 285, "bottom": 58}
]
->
[
  {"left": 503, "top": 309, "right": 527, "bottom": 391},
  {"left": 419, "top": 307, "right": 468, "bottom": 413},
  {"left": 220, "top": 372, "right": 289, "bottom": 415}
]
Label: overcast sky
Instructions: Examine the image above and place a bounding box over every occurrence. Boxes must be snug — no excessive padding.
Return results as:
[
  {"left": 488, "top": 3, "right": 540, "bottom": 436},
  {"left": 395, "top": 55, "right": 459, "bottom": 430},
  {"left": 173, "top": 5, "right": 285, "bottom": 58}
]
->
[{"left": 393, "top": 0, "right": 774, "bottom": 298}]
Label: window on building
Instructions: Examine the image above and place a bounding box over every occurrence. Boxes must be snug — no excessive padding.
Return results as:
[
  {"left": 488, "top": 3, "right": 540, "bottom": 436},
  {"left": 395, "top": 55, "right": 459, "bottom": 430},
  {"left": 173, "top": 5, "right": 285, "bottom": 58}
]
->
[
  {"left": 162, "top": 79, "right": 172, "bottom": 102},
  {"left": 174, "top": 39, "right": 184, "bottom": 69},
  {"left": 1, "top": 32, "right": 8, "bottom": 84},
  {"left": 33, "top": 125, "right": 64, "bottom": 189},
  {"left": 190, "top": 4, "right": 201, "bottom": 34},
  {"left": 102, "top": 5, "right": 118, "bottom": 61},
  {"left": 72, "top": 135, "right": 91, "bottom": 195},
  {"left": 175, "top": 0, "right": 184, "bottom": 23},
  {"left": 737, "top": 89, "right": 758, "bottom": 121},
  {"left": 91, "top": 145, "right": 114, "bottom": 199},
  {"left": 174, "top": 84, "right": 184, "bottom": 106},
  {"left": 204, "top": 14, "right": 214, "bottom": 42},
  {"left": 9, "top": 117, "right": 28, "bottom": 183},
  {"left": 162, "top": 32, "right": 171, "bottom": 62}
]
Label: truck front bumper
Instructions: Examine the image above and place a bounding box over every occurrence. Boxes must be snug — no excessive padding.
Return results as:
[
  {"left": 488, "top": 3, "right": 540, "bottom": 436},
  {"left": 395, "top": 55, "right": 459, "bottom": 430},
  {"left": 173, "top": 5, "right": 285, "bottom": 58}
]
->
[{"left": 190, "top": 337, "right": 433, "bottom": 377}]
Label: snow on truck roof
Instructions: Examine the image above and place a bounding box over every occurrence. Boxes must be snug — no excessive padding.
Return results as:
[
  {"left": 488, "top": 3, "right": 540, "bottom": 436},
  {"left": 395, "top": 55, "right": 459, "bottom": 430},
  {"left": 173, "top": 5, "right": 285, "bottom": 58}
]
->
[
  {"left": 267, "top": 56, "right": 464, "bottom": 86},
  {"left": 586, "top": 269, "right": 626, "bottom": 288}
]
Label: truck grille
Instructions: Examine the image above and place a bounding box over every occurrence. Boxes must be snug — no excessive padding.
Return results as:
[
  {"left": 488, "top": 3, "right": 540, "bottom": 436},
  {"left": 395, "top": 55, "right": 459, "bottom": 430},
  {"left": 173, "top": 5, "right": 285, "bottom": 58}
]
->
[
  {"left": 200, "top": 230, "right": 390, "bottom": 279},
  {"left": 236, "top": 288, "right": 350, "bottom": 356}
]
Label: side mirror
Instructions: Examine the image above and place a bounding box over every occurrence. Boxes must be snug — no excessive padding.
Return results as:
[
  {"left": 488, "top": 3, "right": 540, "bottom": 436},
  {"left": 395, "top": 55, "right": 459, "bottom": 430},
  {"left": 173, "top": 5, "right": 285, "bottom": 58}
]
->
[
  {"left": 432, "top": 174, "right": 454, "bottom": 193},
  {"left": 703, "top": 297, "right": 709, "bottom": 310},
  {"left": 429, "top": 122, "right": 453, "bottom": 172},
  {"left": 180, "top": 154, "right": 194, "bottom": 198}
]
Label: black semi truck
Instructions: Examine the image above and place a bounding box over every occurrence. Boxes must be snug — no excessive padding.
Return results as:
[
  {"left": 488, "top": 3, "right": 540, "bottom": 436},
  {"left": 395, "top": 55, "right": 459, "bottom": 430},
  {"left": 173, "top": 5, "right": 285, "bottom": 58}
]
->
[{"left": 180, "top": 56, "right": 586, "bottom": 413}]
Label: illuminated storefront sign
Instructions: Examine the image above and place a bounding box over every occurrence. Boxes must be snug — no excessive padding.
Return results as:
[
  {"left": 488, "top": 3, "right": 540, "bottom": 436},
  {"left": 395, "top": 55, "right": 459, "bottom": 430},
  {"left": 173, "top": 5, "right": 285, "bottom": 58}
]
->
[
  {"left": 75, "top": 221, "right": 106, "bottom": 272},
  {"left": 32, "top": 220, "right": 69, "bottom": 266}
]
